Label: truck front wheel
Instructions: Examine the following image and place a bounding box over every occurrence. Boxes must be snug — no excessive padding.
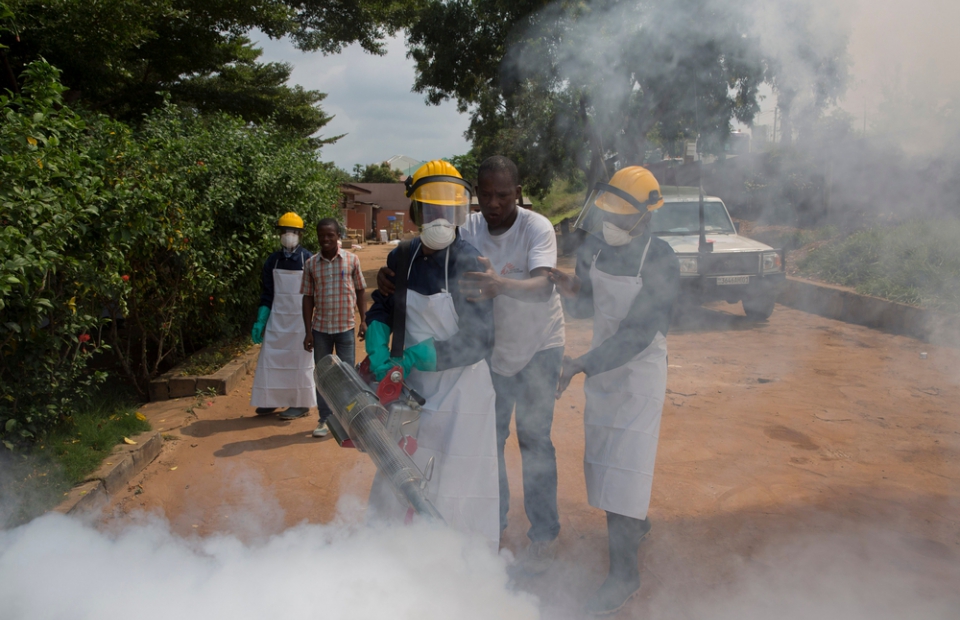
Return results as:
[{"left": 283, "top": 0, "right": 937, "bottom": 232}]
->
[{"left": 742, "top": 291, "right": 776, "bottom": 320}]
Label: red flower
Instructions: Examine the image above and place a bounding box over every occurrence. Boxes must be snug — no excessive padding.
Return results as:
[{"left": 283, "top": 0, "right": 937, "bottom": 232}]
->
[
  {"left": 209, "top": 296, "right": 214, "bottom": 301},
  {"left": 78, "top": 334, "right": 91, "bottom": 343},
  {"left": 121, "top": 274, "right": 130, "bottom": 282},
  {"left": 197, "top": 161, "right": 205, "bottom": 166}
]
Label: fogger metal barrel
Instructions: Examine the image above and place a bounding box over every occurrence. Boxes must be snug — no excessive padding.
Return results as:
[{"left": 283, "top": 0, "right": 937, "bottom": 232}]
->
[{"left": 314, "top": 354, "right": 444, "bottom": 522}]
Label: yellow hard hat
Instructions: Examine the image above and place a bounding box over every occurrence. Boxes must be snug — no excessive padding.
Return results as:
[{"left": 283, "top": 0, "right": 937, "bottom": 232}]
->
[
  {"left": 595, "top": 166, "right": 664, "bottom": 214},
  {"left": 277, "top": 212, "right": 304, "bottom": 229},
  {"left": 405, "top": 160, "right": 471, "bottom": 207}
]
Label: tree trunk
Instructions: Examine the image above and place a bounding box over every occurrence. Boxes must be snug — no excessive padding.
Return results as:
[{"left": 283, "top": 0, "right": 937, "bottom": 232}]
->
[
  {"left": 579, "top": 95, "right": 609, "bottom": 188},
  {"left": 0, "top": 49, "right": 19, "bottom": 94}
]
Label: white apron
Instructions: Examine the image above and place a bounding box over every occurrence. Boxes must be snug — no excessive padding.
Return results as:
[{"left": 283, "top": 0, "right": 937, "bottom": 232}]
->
[
  {"left": 583, "top": 238, "right": 667, "bottom": 519},
  {"left": 250, "top": 266, "right": 317, "bottom": 408},
  {"left": 369, "top": 246, "right": 500, "bottom": 547}
]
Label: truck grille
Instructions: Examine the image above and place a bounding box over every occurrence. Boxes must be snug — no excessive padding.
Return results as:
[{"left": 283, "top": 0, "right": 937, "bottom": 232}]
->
[{"left": 703, "top": 253, "right": 760, "bottom": 275}]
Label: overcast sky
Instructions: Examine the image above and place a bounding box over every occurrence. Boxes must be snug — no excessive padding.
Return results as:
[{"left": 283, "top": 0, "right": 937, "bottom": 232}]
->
[
  {"left": 255, "top": 33, "right": 470, "bottom": 171},
  {"left": 256, "top": 0, "right": 960, "bottom": 169}
]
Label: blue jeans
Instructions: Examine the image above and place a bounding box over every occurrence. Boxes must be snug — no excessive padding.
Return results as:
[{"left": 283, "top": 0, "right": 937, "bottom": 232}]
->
[
  {"left": 493, "top": 346, "right": 563, "bottom": 542},
  {"left": 313, "top": 329, "right": 356, "bottom": 422}
]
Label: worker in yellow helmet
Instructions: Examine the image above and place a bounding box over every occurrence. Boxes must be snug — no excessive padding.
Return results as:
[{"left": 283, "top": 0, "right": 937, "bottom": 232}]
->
[
  {"left": 363, "top": 160, "right": 499, "bottom": 547},
  {"left": 549, "top": 166, "right": 679, "bottom": 616},
  {"left": 250, "top": 212, "right": 317, "bottom": 420}
]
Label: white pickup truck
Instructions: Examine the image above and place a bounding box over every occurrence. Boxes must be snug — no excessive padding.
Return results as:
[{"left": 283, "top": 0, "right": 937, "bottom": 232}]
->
[{"left": 650, "top": 193, "right": 785, "bottom": 320}]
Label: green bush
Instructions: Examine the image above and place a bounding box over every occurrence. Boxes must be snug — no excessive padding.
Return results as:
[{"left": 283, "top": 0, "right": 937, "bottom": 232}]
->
[
  {"left": 100, "top": 100, "right": 340, "bottom": 382},
  {"left": 800, "top": 219, "right": 960, "bottom": 312},
  {"left": 0, "top": 61, "right": 118, "bottom": 446},
  {"left": 0, "top": 60, "right": 340, "bottom": 445}
]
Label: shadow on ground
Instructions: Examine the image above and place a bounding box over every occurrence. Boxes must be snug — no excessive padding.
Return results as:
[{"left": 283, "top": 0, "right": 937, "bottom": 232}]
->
[
  {"left": 670, "top": 303, "right": 770, "bottom": 333},
  {"left": 214, "top": 431, "right": 328, "bottom": 457},
  {"left": 519, "top": 487, "right": 960, "bottom": 620}
]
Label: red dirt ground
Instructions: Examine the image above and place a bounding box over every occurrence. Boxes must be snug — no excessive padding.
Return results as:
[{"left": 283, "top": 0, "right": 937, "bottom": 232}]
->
[{"left": 101, "top": 242, "right": 960, "bottom": 618}]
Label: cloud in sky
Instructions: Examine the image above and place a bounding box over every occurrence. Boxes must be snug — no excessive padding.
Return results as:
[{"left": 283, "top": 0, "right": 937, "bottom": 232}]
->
[{"left": 255, "top": 33, "right": 471, "bottom": 171}]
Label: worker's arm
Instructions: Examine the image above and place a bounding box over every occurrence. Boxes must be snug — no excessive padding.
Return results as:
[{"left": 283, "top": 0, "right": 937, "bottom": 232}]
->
[
  {"left": 299, "top": 258, "right": 315, "bottom": 352},
  {"left": 351, "top": 254, "right": 368, "bottom": 340},
  {"left": 355, "top": 287, "right": 367, "bottom": 340},
  {"left": 434, "top": 252, "right": 495, "bottom": 371},
  {"left": 459, "top": 216, "right": 558, "bottom": 302},
  {"left": 259, "top": 253, "right": 278, "bottom": 309},
  {"left": 366, "top": 249, "right": 397, "bottom": 328},
  {"left": 302, "top": 295, "right": 315, "bottom": 352},
  {"left": 557, "top": 240, "right": 678, "bottom": 397},
  {"left": 578, "top": 241, "right": 679, "bottom": 376},
  {"left": 552, "top": 239, "right": 597, "bottom": 319},
  {"left": 459, "top": 260, "right": 555, "bottom": 302},
  {"left": 364, "top": 250, "right": 401, "bottom": 378}
]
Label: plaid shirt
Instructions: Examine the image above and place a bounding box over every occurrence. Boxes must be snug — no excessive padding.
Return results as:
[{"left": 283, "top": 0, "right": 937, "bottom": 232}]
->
[{"left": 300, "top": 249, "right": 366, "bottom": 334}]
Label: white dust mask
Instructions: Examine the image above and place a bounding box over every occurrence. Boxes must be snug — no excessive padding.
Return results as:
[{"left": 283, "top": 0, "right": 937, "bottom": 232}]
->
[
  {"left": 421, "top": 219, "right": 456, "bottom": 250},
  {"left": 280, "top": 232, "right": 300, "bottom": 250},
  {"left": 602, "top": 221, "right": 635, "bottom": 246}
]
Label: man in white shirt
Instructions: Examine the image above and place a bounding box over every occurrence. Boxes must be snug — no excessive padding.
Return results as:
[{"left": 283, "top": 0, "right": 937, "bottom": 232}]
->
[
  {"left": 379, "top": 156, "right": 565, "bottom": 572},
  {"left": 461, "top": 157, "right": 565, "bottom": 573}
]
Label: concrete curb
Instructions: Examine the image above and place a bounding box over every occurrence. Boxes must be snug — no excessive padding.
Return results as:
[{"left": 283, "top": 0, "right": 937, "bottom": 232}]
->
[
  {"left": 54, "top": 430, "right": 164, "bottom": 516},
  {"left": 149, "top": 345, "right": 260, "bottom": 401},
  {"left": 779, "top": 277, "right": 960, "bottom": 347}
]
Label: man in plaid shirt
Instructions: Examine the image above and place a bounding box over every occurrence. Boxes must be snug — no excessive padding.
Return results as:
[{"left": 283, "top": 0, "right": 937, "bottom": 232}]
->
[{"left": 301, "top": 218, "right": 367, "bottom": 438}]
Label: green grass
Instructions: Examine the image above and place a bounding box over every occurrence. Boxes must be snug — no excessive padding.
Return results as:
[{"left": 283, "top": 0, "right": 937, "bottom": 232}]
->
[
  {"left": 747, "top": 225, "right": 839, "bottom": 251},
  {"left": 799, "top": 219, "right": 960, "bottom": 312},
  {"left": 178, "top": 336, "right": 251, "bottom": 376},
  {"left": 529, "top": 179, "right": 587, "bottom": 223},
  {"left": 0, "top": 384, "right": 150, "bottom": 527}
]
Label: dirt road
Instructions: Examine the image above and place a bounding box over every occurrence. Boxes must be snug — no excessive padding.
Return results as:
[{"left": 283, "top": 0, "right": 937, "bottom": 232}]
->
[{"left": 102, "top": 243, "right": 960, "bottom": 617}]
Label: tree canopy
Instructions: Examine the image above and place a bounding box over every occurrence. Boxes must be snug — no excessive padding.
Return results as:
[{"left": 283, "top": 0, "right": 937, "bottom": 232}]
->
[
  {"left": 353, "top": 161, "right": 402, "bottom": 183},
  {"left": 0, "top": 0, "right": 421, "bottom": 141},
  {"left": 407, "top": 0, "right": 848, "bottom": 196}
]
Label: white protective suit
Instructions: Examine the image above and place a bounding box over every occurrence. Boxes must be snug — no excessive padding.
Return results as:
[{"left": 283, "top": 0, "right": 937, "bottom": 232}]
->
[
  {"left": 582, "top": 238, "right": 668, "bottom": 519},
  {"left": 369, "top": 247, "right": 500, "bottom": 547},
  {"left": 250, "top": 266, "right": 317, "bottom": 408}
]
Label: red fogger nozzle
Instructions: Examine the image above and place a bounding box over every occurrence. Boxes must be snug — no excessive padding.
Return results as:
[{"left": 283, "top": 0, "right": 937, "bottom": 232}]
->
[{"left": 376, "top": 366, "right": 404, "bottom": 404}]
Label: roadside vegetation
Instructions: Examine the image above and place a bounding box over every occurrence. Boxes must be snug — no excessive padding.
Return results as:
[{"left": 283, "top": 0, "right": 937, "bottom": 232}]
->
[
  {"left": 529, "top": 178, "right": 588, "bottom": 225},
  {"left": 0, "top": 385, "right": 148, "bottom": 527},
  {"left": 799, "top": 220, "right": 960, "bottom": 313},
  {"left": 178, "top": 337, "right": 252, "bottom": 377},
  {"left": 1, "top": 0, "right": 412, "bottom": 520},
  {"left": 1, "top": 63, "right": 340, "bottom": 449}
]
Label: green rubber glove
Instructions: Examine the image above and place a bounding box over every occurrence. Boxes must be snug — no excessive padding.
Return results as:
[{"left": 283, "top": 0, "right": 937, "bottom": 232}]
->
[
  {"left": 365, "top": 321, "right": 392, "bottom": 376},
  {"left": 402, "top": 338, "right": 437, "bottom": 374},
  {"left": 251, "top": 306, "right": 270, "bottom": 344},
  {"left": 373, "top": 356, "right": 405, "bottom": 381}
]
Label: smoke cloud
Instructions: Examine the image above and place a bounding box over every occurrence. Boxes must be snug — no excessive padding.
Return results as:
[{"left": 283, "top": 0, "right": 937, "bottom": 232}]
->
[{"left": 0, "top": 513, "right": 539, "bottom": 620}]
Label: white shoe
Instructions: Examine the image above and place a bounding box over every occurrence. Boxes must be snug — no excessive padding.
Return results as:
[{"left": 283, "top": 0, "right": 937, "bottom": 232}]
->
[{"left": 312, "top": 422, "right": 329, "bottom": 438}]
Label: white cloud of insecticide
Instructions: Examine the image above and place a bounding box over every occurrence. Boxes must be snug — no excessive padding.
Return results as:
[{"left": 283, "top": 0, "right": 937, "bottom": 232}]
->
[{"left": 0, "top": 513, "right": 539, "bottom": 620}]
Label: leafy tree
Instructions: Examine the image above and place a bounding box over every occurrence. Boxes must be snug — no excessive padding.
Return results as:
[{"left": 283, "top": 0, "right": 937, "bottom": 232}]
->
[
  {"left": 353, "top": 161, "right": 402, "bottom": 183},
  {"left": 0, "top": 60, "right": 340, "bottom": 444},
  {"left": 408, "top": 1, "right": 764, "bottom": 193},
  {"left": 445, "top": 150, "right": 480, "bottom": 184},
  {"left": 0, "top": 0, "right": 419, "bottom": 138},
  {"left": 761, "top": 0, "right": 849, "bottom": 146},
  {"left": 408, "top": 0, "right": 844, "bottom": 196}
]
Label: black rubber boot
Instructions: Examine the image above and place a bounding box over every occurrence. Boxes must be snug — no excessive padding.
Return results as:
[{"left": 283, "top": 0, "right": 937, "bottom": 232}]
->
[
  {"left": 583, "top": 512, "right": 651, "bottom": 616},
  {"left": 255, "top": 407, "right": 276, "bottom": 416}
]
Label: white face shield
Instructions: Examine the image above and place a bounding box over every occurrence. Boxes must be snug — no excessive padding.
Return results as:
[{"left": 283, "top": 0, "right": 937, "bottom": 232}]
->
[
  {"left": 574, "top": 184, "right": 648, "bottom": 243},
  {"left": 409, "top": 176, "right": 472, "bottom": 250}
]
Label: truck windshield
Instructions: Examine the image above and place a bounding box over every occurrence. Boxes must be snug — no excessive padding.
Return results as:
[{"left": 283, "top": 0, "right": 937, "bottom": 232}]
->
[{"left": 649, "top": 201, "right": 735, "bottom": 235}]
